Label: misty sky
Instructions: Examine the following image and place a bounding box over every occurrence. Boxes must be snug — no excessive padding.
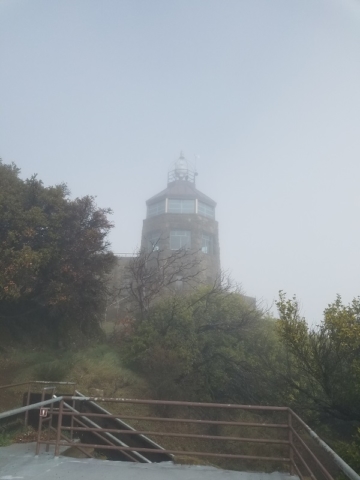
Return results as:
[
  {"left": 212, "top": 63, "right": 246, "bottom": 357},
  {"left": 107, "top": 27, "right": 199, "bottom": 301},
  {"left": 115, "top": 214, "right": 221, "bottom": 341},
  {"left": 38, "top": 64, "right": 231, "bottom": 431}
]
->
[{"left": 1, "top": 0, "right": 360, "bottom": 324}]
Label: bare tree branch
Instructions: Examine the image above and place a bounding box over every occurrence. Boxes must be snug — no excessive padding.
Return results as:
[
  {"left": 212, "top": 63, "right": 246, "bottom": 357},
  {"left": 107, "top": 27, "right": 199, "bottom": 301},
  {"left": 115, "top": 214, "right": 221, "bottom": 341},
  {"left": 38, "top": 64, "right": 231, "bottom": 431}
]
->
[{"left": 116, "top": 245, "right": 207, "bottom": 320}]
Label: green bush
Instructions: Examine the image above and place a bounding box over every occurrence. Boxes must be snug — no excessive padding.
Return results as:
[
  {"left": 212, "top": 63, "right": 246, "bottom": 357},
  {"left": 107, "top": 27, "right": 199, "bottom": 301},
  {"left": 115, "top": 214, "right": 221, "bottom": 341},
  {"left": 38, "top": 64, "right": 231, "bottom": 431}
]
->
[
  {"left": 0, "top": 418, "right": 24, "bottom": 446},
  {"left": 335, "top": 429, "right": 360, "bottom": 475},
  {"left": 33, "top": 359, "right": 71, "bottom": 381},
  {"left": 120, "top": 287, "right": 272, "bottom": 403}
]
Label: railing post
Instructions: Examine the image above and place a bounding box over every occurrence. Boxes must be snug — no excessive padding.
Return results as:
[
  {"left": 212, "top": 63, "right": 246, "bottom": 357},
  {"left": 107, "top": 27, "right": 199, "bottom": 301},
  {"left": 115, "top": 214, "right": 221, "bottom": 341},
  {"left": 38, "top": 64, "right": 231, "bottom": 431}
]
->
[
  {"left": 35, "top": 387, "right": 47, "bottom": 455},
  {"left": 46, "top": 387, "right": 56, "bottom": 452},
  {"left": 35, "top": 412, "right": 43, "bottom": 455},
  {"left": 55, "top": 398, "right": 64, "bottom": 457},
  {"left": 288, "top": 410, "right": 295, "bottom": 475},
  {"left": 24, "top": 383, "right": 31, "bottom": 428},
  {"left": 70, "top": 399, "right": 75, "bottom": 440}
]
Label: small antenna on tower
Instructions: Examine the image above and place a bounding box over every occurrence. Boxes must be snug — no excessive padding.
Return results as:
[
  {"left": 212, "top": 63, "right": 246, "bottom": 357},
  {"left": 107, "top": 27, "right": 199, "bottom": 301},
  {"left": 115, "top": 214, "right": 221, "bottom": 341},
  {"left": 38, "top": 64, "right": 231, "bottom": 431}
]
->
[{"left": 194, "top": 154, "right": 200, "bottom": 177}]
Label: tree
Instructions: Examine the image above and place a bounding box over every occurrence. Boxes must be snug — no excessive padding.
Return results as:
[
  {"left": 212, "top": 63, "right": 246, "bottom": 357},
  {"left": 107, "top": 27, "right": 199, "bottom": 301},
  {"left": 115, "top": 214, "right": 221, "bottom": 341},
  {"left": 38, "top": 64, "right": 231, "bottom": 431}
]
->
[
  {"left": 0, "top": 160, "right": 115, "bottom": 345},
  {"left": 120, "top": 281, "right": 269, "bottom": 403},
  {"left": 276, "top": 292, "right": 360, "bottom": 422},
  {"left": 113, "top": 243, "right": 206, "bottom": 322}
]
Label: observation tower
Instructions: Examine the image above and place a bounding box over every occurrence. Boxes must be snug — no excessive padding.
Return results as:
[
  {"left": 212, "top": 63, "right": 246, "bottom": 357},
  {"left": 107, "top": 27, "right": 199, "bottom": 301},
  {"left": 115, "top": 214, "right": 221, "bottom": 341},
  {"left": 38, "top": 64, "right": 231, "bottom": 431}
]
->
[{"left": 141, "top": 153, "right": 220, "bottom": 285}]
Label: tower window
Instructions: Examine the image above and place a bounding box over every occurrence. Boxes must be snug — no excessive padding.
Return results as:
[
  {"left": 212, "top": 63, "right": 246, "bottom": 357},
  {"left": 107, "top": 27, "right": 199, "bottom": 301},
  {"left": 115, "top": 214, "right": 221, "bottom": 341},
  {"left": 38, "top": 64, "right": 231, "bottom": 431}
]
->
[
  {"left": 147, "top": 200, "right": 165, "bottom": 218},
  {"left": 202, "top": 234, "right": 213, "bottom": 254},
  {"left": 168, "top": 199, "right": 195, "bottom": 214},
  {"left": 170, "top": 230, "right": 191, "bottom": 250},
  {"left": 198, "top": 202, "right": 215, "bottom": 219},
  {"left": 147, "top": 232, "right": 161, "bottom": 252}
]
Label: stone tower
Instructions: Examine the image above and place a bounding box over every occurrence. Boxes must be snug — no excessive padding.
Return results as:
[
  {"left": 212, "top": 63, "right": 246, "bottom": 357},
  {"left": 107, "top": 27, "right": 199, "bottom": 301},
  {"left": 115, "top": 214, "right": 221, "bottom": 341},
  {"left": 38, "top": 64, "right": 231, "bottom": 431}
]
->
[{"left": 141, "top": 153, "right": 221, "bottom": 285}]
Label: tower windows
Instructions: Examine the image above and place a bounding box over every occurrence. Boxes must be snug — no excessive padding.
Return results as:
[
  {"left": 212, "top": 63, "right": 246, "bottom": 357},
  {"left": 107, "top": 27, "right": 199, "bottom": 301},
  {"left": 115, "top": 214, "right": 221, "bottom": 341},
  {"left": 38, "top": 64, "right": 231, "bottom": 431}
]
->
[
  {"left": 201, "top": 234, "right": 213, "bottom": 254},
  {"left": 198, "top": 201, "right": 215, "bottom": 219},
  {"left": 168, "top": 199, "right": 195, "bottom": 214},
  {"left": 147, "top": 199, "right": 214, "bottom": 217},
  {"left": 147, "top": 200, "right": 165, "bottom": 218},
  {"left": 170, "top": 230, "right": 191, "bottom": 250},
  {"left": 147, "top": 231, "right": 161, "bottom": 251}
]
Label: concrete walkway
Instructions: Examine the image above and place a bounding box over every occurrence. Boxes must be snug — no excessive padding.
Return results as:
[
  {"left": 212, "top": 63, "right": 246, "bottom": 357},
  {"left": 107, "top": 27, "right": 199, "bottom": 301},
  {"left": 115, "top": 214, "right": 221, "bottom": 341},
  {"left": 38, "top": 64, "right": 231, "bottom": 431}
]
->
[{"left": 0, "top": 443, "right": 299, "bottom": 480}]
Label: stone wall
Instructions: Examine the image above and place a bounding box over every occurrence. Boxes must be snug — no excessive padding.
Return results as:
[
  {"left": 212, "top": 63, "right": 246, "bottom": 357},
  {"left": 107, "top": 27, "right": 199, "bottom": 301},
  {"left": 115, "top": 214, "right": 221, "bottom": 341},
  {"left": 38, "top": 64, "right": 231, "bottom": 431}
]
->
[{"left": 141, "top": 212, "right": 220, "bottom": 285}]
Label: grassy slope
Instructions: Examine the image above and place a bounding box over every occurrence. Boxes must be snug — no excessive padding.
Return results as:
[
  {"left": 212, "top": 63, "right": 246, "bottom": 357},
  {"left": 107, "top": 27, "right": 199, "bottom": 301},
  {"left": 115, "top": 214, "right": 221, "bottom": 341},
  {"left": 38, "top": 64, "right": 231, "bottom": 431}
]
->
[
  {"left": 0, "top": 339, "right": 155, "bottom": 451},
  {"left": 0, "top": 344, "right": 149, "bottom": 401}
]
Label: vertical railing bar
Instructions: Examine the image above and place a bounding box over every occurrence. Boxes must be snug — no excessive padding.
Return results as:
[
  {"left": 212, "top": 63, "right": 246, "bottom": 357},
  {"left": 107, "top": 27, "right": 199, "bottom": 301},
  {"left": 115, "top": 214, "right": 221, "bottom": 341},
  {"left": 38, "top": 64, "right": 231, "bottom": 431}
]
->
[
  {"left": 288, "top": 409, "right": 294, "bottom": 475},
  {"left": 35, "top": 411, "right": 44, "bottom": 456},
  {"left": 292, "top": 442, "right": 317, "bottom": 480},
  {"left": 55, "top": 399, "right": 64, "bottom": 457},
  {"left": 35, "top": 388, "right": 47, "bottom": 455},
  {"left": 70, "top": 399, "right": 75, "bottom": 441},
  {"left": 290, "top": 424, "right": 335, "bottom": 480},
  {"left": 48, "top": 423, "right": 94, "bottom": 459},
  {"left": 293, "top": 458, "right": 305, "bottom": 480},
  {"left": 45, "top": 387, "right": 56, "bottom": 452},
  {"left": 24, "top": 382, "right": 31, "bottom": 428}
]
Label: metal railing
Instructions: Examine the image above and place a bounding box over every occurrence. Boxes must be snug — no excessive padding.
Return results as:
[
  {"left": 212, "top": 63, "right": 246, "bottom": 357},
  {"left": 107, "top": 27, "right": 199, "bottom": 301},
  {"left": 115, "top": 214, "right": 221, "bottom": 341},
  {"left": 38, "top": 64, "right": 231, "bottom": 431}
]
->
[
  {"left": 35, "top": 395, "right": 360, "bottom": 480},
  {"left": 1, "top": 384, "right": 359, "bottom": 480},
  {"left": 0, "top": 381, "right": 76, "bottom": 427},
  {"left": 0, "top": 396, "right": 62, "bottom": 421},
  {"left": 289, "top": 410, "right": 360, "bottom": 480}
]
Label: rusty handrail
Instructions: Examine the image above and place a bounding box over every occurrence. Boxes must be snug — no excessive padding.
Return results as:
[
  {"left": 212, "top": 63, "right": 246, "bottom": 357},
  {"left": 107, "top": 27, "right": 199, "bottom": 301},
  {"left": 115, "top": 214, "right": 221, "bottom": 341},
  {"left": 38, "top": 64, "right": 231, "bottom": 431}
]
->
[
  {"left": 60, "top": 425, "right": 290, "bottom": 444},
  {"left": 290, "top": 426, "right": 334, "bottom": 480},
  {"left": 46, "top": 397, "right": 293, "bottom": 470},
  {"left": 63, "top": 395, "right": 289, "bottom": 410},
  {"left": 69, "top": 412, "right": 137, "bottom": 462},
  {"left": 1, "top": 383, "right": 358, "bottom": 480},
  {"left": 0, "top": 397, "right": 62, "bottom": 420},
  {"left": 0, "top": 381, "right": 76, "bottom": 427},
  {"left": 60, "top": 398, "right": 149, "bottom": 463},
  {"left": 60, "top": 410, "right": 288, "bottom": 428},
  {"left": 50, "top": 396, "right": 358, "bottom": 480},
  {"left": 40, "top": 441, "right": 291, "bottom": 463},
  {"left": 290, "top": 409, "right": 360, "bottom": 480},
  {"left": 291, "top": 442, "right": 318, "bottom": 480},
  {"left": 0, "top": 381, "right": 76, "bottom": 390}
]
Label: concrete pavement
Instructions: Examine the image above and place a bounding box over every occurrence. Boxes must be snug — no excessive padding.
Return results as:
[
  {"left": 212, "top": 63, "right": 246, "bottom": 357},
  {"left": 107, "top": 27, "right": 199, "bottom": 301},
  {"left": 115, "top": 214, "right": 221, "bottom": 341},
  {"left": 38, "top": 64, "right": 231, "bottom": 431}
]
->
[{"left": 0, "top": 443, "right": 299, "bottom": 480}]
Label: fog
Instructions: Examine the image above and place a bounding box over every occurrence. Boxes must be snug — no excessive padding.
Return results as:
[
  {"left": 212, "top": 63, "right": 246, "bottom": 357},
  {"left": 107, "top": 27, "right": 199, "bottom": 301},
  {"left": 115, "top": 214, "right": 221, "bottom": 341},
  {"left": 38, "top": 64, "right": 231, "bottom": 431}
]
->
[{"left": 1, "top": 0, "right": 360, "bottom": 324}]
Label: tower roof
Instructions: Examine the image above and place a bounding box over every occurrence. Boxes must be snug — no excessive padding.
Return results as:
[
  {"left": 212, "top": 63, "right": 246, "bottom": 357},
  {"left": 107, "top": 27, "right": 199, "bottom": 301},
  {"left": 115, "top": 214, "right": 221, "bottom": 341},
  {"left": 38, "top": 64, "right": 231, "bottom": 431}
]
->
[{"left": 146, "top": 179, "right": 216, "bottom": 207}]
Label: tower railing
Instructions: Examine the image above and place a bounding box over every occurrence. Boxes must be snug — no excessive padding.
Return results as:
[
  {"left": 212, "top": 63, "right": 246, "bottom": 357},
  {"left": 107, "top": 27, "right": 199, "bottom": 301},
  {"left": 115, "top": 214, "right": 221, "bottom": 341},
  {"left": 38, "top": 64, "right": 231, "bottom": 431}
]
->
[{"left": 168, "top": 168, "right": 197, "bottom": 184}]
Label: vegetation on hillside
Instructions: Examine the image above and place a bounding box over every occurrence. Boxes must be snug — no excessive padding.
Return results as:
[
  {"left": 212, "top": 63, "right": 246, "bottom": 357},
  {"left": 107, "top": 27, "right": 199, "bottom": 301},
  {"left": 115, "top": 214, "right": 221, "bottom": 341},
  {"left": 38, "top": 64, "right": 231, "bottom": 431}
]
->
[
  {"left": 276, "top": 292, "right": 360, "bottom": 472},
  {"left": 114, "top": 285, "right": 360, "bottom": 473},
  {"left": 0, "top": 160, "right": 115, "bottom": 346},
  {"left": 276, "top": 292, "right": 360, "bottom": 422},
  {"left": 119, "top": 283, "right": 286, "bottom": 407}
]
